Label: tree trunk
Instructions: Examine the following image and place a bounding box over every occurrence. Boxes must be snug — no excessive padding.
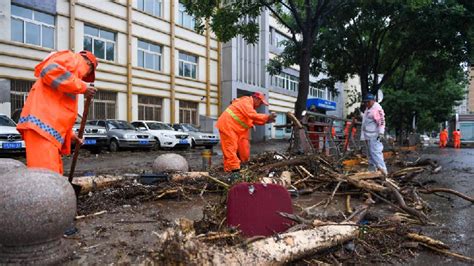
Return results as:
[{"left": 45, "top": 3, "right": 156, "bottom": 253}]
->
[{"left": 294, "top": 39, "right": 313, "bottom": 119}]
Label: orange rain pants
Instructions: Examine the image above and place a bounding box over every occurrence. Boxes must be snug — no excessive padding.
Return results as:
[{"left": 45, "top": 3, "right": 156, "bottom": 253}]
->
[
  {"left": 216, "top": 96, "right": 269, "bottom": 172},
  {"left": 453, "top": 131, "right": 461, "bottom": 149},
  {"left": 24, "top": 129, "right": 63, "bottom": 174}
]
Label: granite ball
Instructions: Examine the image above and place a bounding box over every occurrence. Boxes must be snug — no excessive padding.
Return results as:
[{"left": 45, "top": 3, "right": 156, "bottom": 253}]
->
[
  {"left": 153, "top": 153, "right": 189, "bottom": 172},
  {"left": 0, "top": 168, "right": 76, "bottom": 264},
  {"left": 0, "top": 159, "right": 26, "bottom": 175}
]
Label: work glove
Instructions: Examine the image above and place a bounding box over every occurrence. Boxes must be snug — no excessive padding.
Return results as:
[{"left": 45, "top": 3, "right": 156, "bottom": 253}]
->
[
  {"left": 377, "top": 133, "right": 384, "bottom": 141},
  {"left": 267, "top": 112, "right": 277, "bottom": 123}
]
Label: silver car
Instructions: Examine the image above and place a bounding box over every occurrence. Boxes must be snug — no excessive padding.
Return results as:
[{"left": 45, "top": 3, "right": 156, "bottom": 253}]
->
[
  {"left": 171, "top": 123, "right": 219, "bottom": 149},
  {"left": 87, "top": 120, "right": 156, "bottom": 152},
  {"left": 0, "top": 114, "right": 25, "bottom": 154}
]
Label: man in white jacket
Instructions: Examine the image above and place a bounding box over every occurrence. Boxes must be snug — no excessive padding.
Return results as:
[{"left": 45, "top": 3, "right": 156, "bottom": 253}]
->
[{"left": 361, "top": 93, "right": 388, "bottom": 175}]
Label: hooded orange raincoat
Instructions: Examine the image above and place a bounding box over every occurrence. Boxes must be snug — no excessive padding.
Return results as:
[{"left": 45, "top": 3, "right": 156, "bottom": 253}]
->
[
  {"left": 453, "top": 130, "right": 461, "bottom": 149},
  {"left": 17, "top": 50, "right": 91, "bottom": 174},
  {"left": 439, "top": 129, "right": 448, "bottom": 148},
  {"left": 216, "top": 96, "right": 269, "bottom": 172}
]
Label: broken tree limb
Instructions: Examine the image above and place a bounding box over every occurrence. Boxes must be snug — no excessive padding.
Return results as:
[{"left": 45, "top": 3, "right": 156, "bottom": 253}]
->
[
  {"left": 159, "top": 223, "right": 359, "bottom": 265},
  {"left": 73, "top": 172, "right": 218, "bottom": 194},
  {"left": 419, "top": 243, "right": 474, "bottom": 263},
  {"left": 387, "top": 183, "right": 429, "bottom": 224},
  {"left": 406, "top": 233, "right": 450, "bottom": 250},
  {"left": 419, "top": 188, "right": 474, "bottom": 203}
]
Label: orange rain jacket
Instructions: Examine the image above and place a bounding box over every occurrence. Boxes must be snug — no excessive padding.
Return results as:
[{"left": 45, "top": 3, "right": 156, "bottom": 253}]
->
[
  {"left": 453, "top": 130, "right": 461, "bottom": 148},
  {"left": 216, "top": 96, "right": 269, "bottom": 172},
  {"left": 17, "top": 50, "right": 90, "bottom": 155}
]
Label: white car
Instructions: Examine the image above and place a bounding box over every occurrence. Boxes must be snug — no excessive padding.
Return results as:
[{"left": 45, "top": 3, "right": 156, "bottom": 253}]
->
[
  {"left": 131, "top": 120, "right": 191, "bottom": 149},
  {"left": 0, "top": 114, "right": 25, "bottom": 154}
]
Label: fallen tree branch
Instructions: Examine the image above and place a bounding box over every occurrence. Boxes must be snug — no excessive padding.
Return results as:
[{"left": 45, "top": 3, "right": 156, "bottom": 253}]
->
[
  {"left": 419, "top": 243, "right": 474, "bottom": 263},
  {"left": 159, "top": 223, "right": 359, "bottom": 265},
  {"left": 419, "top": 188, "right": 473, "bottom": 203},
  {"left": 387, "top": 183, "right": 429, "bottom": 224},
  {"left": 406, "top": 233, "right": 449, "bottom": 250}
]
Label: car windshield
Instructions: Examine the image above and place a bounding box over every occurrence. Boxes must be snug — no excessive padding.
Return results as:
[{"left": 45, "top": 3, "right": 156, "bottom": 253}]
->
[
  {"left": 147, "top": 122, "right": 173, "bottom": 130},
  {"left": 0, "top": 116, "right": 16, "bottom": 127},
  {"left": 108, "top": 120, "right": 135, "bottom": 130},
  {"left": 181, "top": 124, "right": 199, "bottom": 132}
]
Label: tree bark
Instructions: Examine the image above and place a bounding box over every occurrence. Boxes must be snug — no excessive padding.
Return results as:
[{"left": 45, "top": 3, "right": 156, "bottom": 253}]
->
[{"left": 294, "top": 38, "right": 313, "bottom": 119}]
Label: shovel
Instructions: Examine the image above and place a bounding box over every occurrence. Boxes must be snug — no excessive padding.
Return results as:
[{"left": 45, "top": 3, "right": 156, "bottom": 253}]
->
[{"left": 68, "top": 93, "right": 93, "bottom": 196}]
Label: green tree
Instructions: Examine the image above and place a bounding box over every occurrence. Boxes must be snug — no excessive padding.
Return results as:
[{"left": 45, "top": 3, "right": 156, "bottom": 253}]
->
[
  {"left": 181, "top": 0, "right": 345, "bottom": 118},
  {"left": 316, "top": 0, "right": 472, "bottom": 101},
  {"left": 382, "top": 61, "right": 466, "bottom": 136}
]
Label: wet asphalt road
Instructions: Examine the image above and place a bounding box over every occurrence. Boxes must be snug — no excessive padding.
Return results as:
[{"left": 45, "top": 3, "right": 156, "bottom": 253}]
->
[{"left": 408, "top": 147, "right": 473, "bottom": 265}]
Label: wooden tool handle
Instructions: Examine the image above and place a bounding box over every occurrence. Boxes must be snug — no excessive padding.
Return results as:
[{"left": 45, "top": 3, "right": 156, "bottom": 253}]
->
[{"left": 68, "top": 92, "right": 93, "bottom": 182}]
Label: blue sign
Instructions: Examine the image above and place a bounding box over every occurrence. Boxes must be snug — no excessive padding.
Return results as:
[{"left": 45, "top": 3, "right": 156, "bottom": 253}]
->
[{"left": 306, "top": 98, "right": 337, "bottom": 111}]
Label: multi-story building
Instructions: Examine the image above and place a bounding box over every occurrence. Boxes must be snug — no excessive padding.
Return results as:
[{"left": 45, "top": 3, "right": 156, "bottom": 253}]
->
[
  {"left": 221, "top": 9, "right": 342, "bottom": 141},
  {"left": 0, "top": 0, "right": 220, "bottom": 126}
]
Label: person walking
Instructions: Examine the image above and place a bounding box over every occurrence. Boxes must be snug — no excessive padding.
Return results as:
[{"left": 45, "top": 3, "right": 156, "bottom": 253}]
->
[
  {"left": 17, "top": 50, "right": 98, "bottom": 175},
  {"left": 453, "top": 129, "right": 461, "bottom": 149},
  {"left": 361, "top": 93, "right": 388, "bottom": 175},
  {"left": 439, "top": 128, "right": 448, "bottom": 148}
]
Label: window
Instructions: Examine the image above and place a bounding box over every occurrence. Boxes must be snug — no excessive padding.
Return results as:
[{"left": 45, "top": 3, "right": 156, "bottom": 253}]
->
[
  {"left": 138, "top": 95, "right": 162, "bottom": 120},
  {"left": 137, "top": 0, "right": 162, "bottom": 17},
  {"left": 88, "top": 91, "right": 117, "bottom": 119},
  {"left": 271, "top": 73, "right": 298, "bottom": 92},
  {"left": 309, "top": 87, "right": 327, "bottom": 99},
  {"left": 137, "top": 39, "right": 162, "bottom": 71},
  {"left": 178, "top": 52, "right": 198, "bottom": 79},
  {"left": 11, "top": 5, "right": 55, "bottom": 48},
  {"left": 10, "top": 79, "right": 34, "bottom": 114},
  {"left": 178, "top": 2, "right": 195, "bottom": 30},
  {"left": 270, "top": 27, "right": 289, "bottom": 49},
  {"left": 179, "top": 100, "right": 198, "bottom": 125},
  {"left": 84, "top": 25, "right": 116, "bottom": 61}
]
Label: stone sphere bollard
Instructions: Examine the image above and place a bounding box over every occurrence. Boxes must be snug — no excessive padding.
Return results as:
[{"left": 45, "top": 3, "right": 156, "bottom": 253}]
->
[
  {"left": 0, "top": 158, "right": 26, "bottom": 175},
  {"left": 153, "top": 153, "right": 189, "bottom": 172},
  {"left": 0, "top": 168, "right": 77, "bottom": 264}
]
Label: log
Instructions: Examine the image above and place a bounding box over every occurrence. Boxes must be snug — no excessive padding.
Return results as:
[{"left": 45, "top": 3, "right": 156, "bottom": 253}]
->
[
  {"left": 387, "top": 183, "right": 429, "bottom": 224},
  {"left": 73, "top": 172, "right": 213, "bottom": 194},
  {"left": 347, "top": 171, "right": 383, "bottom": 181},
  {"left": 159, "top": 223, "right": 359, "bottom": 265}
]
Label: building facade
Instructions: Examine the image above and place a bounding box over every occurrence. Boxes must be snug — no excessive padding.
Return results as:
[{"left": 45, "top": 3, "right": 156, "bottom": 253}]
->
[
  {"left": 221, "top": 9, "right": 342, "bottom": 141},
  {"left": 0, "top": 0, "right": 220, "bottom": 126}
]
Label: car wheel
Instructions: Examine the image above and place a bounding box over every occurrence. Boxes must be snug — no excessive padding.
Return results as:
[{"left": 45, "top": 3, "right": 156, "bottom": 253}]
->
[
  {"left": 191, "top": 139, "right": 196, "bottom": 149},
  {"left": 153, "top": 138, "right": 161, "bottom": 150},
  {"left": 109, "top": 139, "right": 119, "bottom": 152}
]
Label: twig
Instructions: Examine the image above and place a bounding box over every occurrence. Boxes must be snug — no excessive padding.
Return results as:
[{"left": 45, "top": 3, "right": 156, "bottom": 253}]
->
[
  {"left": 75, "top": 210, "right": 107, "bottom": 220},
  {"left": 419, "top": 188, "right": 473, "bottom": 203},
  {"left": 420, "top": 243, "right": 474, "bottom": 263},
  {"left": 324, "top": 181, "right": 343, "bottom": 208},
  {"left": 207, "top": 175, "right": 230, "bottom": 189},
  {"left": 346, "top": 195, "right": 353, "bottom": 214}
]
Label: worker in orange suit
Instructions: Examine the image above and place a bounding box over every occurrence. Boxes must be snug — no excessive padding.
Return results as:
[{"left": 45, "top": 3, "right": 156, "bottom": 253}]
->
[
  {"left": 17, "top": 50, "right": 98, "bottom": 175},
  {"left": 439, "top": 128, "right": 448, "bottom": 148},
  {"left": 453, "top": 129, "right": 461, "bottom": 149},
  {"left": 216, "top": 92, "right": 276, "bottom": 178},
  {"left": 343, "top": 120, "right": 357, "bottom": 151}
]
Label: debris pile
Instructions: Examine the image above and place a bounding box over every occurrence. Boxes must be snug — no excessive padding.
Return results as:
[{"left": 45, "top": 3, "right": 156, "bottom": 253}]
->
[{"left": 74, "top": 150, "right": 473, "bottom": 264}]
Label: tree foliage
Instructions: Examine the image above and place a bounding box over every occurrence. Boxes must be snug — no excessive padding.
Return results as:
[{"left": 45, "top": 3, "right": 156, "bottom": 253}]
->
[
  {"left": 316, "top": 0, "right": 473, "bottom": 101},
  {"left": 382, "top": 61, "right": 466, "bottom": 134},
  {"left": 181, "top": 0, "right": 345, "bottom": 118}
]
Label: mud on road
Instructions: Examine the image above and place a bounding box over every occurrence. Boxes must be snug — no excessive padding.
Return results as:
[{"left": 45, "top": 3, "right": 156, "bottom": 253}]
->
[{"left": 55, "top": 143, "right": 472, "bottom": 264}]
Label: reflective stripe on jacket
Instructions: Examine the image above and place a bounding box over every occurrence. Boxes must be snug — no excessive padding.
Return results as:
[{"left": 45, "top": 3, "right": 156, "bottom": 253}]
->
[
  {"left": 17, "top": 50, "right": 89, "bottom": 155},
  {"left": 216, "top": 96, "right": 269, "bottom": 133}
]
